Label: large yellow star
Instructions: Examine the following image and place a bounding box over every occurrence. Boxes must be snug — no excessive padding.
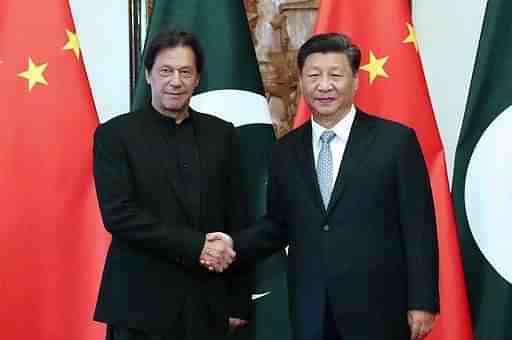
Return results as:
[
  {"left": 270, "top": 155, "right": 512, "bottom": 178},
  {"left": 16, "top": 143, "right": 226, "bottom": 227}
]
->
[
  {"left": 403, "top": 23, "right": 418, "bottom": 51},
  {"left": 18, "top": 57, "right": 48, "bottom": 92},
  {"left": 62, "top": 29, "right": 80, "bottom": 59},
  {"left": 360, "top": 51, "right": 389, "bottom": 84}
]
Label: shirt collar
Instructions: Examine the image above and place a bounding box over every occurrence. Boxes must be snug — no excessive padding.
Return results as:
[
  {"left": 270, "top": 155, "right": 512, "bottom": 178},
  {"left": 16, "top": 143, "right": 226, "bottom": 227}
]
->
[
  {"left": 311, "top": 105, "right": 356, "bottom": 144},
  {"left": 148, "top": 104, "right": 194, "bottom": 127}
]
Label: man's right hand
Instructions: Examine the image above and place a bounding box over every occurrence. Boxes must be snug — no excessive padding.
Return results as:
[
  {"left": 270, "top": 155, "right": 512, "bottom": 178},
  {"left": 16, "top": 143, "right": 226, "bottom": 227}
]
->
[{"left": 199, "top": 232, "right": 235, "bottom": 272}]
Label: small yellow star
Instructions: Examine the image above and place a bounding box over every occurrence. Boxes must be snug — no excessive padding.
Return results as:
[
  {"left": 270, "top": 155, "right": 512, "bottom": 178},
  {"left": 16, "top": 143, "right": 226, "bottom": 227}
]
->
[
  {"left": 62, "top": 29, "right": 80, "bottom": 59},
  {"left": 18, "top": 57, "right": 48, "bottom": 91},
  {"left": 360, "top": 51, "right": 389, "bottom": 84},
  {"left": 403, "top": 23, "right": 418, "bottom": 51}
]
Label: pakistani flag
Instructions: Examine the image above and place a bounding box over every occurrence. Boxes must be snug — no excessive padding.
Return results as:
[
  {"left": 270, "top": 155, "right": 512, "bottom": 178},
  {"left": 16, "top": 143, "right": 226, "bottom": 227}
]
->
[
  {"left": 453, "top": 1, "right": 512, "bottom": 339},
  {"left": 133, "top": 1, "right": 291, "bottom": 339}
]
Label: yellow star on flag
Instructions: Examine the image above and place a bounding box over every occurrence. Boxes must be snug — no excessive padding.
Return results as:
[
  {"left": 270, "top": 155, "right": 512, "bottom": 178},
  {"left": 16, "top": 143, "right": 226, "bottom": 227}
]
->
[
  {"left": 360, "top": 51, "right": 389, "bottom": 84},
  {"left": 403, "top": 23, "right": 418, "bottom": 51},
  {"left": 62, "top": 29, "right": 80, "bottom": 59},
  {"left": 18, "top": 57, "right": 48, "bottom": 92}
]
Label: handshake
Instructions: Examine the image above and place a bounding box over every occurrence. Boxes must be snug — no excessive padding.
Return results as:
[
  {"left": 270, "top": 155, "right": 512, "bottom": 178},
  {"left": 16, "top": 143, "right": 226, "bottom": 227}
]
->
[
  {"left": 199, "top": 232, "right": 236, "bottom": 272},
  {"left": 199, "top": 233, "right": 250, "bottom": 330}
]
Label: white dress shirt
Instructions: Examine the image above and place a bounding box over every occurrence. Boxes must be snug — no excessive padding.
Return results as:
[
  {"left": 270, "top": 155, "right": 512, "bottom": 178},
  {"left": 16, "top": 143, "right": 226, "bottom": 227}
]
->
[{"left": 311, "top": 106, "right": 357, "bottom": 189}]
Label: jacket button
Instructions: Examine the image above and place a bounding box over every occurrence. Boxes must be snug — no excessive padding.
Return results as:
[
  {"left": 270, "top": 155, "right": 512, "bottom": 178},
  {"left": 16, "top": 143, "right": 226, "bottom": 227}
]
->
[{"left": 323, "top": 225, "right": 330, "bottom": 232}]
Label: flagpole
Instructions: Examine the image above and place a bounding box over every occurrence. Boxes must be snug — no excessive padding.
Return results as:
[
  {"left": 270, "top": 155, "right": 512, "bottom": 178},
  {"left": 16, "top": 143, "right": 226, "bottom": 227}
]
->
[{"left": 128, "top": 0, "right": 143, "bottom": 105}]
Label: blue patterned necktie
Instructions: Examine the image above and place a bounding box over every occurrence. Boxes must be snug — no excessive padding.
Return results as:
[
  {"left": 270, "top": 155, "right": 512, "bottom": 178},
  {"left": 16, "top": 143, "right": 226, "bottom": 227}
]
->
[{"left": 317, "top": 130, "right": 336, "bottom": 208}]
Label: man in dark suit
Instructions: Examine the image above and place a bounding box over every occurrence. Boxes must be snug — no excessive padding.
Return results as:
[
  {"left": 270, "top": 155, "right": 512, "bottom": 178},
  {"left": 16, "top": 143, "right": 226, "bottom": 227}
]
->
[
  {"left": 205, "top": 33, "right": 438, "bottom": 340},
  {"left": 93, "top": 29, "right": 249, "bottom": 340}
]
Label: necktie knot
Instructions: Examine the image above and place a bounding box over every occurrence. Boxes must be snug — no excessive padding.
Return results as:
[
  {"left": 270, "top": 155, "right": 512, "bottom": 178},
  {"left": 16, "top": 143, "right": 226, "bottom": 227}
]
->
[{"left": 320, "top": 130, "right": 336, "bottom": 145}]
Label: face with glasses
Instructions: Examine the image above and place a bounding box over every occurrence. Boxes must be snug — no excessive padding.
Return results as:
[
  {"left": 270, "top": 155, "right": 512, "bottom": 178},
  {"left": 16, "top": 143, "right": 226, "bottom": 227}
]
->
[
  {"left": 145, "top": 46, "right": 200, "bottom": 117},
  {"left": 299, "top": 52, "right": 358, "bottom": 127}
]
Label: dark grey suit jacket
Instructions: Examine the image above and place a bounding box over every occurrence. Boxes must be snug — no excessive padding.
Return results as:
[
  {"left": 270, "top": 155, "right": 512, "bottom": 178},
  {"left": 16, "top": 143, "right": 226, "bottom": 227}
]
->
[
  {"left": 235, "top": 109, "right": 439, "bottom": 340},
  {"left": 93, "top": 106, "right": 250, "bottom": 338}
]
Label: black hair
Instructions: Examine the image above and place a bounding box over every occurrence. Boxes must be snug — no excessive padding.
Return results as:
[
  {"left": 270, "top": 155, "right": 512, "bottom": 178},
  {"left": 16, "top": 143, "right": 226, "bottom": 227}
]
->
[
  {"left": 297, "top": 32, "right": 361, "bottom": 75},
  {"left": 144, "top": 29, "right": 204, "bottom": 74}
]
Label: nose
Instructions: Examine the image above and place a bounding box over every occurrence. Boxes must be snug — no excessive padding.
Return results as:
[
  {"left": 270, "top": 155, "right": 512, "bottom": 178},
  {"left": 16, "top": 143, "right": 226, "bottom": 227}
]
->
[
  {"left": 318, "top": 75, "right": 332, "bottom": 92},
  {"left": 168, "top": 70, "right": 183, "bottom": 87}
]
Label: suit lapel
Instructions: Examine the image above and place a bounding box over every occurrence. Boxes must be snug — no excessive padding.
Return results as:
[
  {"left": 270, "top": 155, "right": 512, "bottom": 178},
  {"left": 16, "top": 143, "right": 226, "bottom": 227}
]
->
[
  {"left": 294, "top": 122, "right": 326, "bottom": 214},
  {"left": 327, "top": 110, "right": 377, "bottom": 214}
]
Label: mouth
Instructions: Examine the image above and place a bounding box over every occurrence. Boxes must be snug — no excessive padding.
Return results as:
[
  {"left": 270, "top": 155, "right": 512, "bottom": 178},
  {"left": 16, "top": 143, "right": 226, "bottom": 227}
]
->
[
  {"left": 315, "top": 97, "right": 336, "bottom": 104},
  {"left": 164, "top": 92, "right": 184, "bottom": 98}
]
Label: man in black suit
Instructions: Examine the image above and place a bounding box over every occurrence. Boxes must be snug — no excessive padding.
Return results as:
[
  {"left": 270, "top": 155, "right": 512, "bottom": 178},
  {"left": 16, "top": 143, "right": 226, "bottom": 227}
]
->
[
  {"left": 206, "top": 33, "right": 439, "bottom": 340},
  {"left": 93, "top": 29, "right": 249, "bottom": 340}
]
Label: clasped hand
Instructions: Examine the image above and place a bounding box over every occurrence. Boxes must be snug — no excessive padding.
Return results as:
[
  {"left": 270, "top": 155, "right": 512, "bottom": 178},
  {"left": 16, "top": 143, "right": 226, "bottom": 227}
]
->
[
  {"left": 408, "top": 310, "right": 435, "bottom": 340},
  {"left": 199, "top": 232, "right": 235, "bottom": 272},
  {"left": 199, "top": 233, "right": 249, "bottom": 332}
]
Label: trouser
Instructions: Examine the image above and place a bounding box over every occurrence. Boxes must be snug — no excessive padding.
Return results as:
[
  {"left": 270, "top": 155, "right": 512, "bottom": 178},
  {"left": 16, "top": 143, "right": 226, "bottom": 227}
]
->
[
  {"left": 106, "top": 324, "right": 224, "bottom": 340},
  {"left": 323, "top": 298, "right": 342, "bottom": 340}
]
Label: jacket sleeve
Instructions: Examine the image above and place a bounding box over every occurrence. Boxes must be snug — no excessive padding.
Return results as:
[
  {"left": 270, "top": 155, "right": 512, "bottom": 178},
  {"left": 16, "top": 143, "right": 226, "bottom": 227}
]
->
[
  {"left": 223, "top": 125, "right": 252, "bottom": 319},
  {"left": 232, "top": 143, "right": 289, "bottom": 265},
  {"left": 93, "top": 124, "right": 205, "bottom": 267},
  {"left": 397, "top": 128, "right": 439, "bottom": 313}
]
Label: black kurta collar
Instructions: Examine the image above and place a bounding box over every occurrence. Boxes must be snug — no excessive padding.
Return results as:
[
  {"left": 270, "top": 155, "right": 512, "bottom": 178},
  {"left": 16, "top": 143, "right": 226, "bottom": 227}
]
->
[{"left": 147, "top": 104, "right": 194, "bottom": 128}]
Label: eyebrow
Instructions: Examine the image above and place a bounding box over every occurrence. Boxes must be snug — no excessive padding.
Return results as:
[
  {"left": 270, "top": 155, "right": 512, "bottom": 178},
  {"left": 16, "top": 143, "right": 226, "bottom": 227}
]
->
[{"left": 159, "top": 65, "right": 194, "bottom": 71}]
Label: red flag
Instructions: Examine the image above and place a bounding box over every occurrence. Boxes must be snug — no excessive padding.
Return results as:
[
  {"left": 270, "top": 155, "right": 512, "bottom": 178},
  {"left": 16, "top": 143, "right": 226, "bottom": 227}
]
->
[
  {"left": 0, "top": 1, "right": 108, "bottom": 339},
  {"left": 294, "top": 1, "right": 474, "bottom": 339}
]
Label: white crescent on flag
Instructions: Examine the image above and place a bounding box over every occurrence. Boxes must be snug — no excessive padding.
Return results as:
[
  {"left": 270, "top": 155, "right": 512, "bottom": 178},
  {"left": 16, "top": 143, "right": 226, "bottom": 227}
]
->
[
  {"left": 465, "top": 105, "right": 512, "bottom": 284},
  {"left": 251, "top": 291, "right": 272, "bottom": 301},
  {"left": 191, "top": 89, "right": 272, "bottom": 127}
]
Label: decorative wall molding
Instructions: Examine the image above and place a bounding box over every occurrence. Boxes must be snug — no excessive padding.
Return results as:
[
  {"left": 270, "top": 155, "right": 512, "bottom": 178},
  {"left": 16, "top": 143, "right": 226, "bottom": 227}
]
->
[{"left": 252, "top": 0, "right": 319, "bottom": 136}]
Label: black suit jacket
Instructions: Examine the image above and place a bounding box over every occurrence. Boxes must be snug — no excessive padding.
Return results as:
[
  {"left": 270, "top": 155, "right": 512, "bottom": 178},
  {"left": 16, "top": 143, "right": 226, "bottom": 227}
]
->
[
  {"left": 93, "top": 106, "right": 250, "bottom": 338},
  {"left": 235, "top": 110, "right": 439, "bottom": 340}
]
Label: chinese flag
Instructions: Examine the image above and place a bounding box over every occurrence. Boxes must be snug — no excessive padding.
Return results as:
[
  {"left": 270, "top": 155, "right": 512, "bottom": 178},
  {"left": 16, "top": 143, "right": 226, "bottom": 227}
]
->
[
  {"left": 294, "top": 1, "right": 474, "bottom": 340},
  {"left": 0, "top": 1, "right": 108, "bottom": 340}
]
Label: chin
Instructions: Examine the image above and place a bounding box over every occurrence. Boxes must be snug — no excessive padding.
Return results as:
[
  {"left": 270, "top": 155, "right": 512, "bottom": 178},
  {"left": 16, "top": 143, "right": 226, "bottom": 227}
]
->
[
  {"left": 164, "top": 104, "right": 186, "bottom": 112},
  {"left": 315, "top": 110, "right": 338, "bottom": 117}
]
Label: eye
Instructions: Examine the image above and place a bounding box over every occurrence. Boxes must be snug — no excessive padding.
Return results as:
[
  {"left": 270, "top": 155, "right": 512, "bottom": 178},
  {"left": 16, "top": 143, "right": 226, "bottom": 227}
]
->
[
  {"left": 180, "top": 69, "right": 193, "bottom": 78},
  {"left": 159, "top": 67, "right": 171, "bottom": 76}
]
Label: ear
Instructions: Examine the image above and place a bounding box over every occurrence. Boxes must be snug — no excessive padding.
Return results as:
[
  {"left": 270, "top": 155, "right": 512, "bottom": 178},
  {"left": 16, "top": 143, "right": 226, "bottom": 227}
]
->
[
  {"left": 353, "top": 73, "right": 359, "bottom": 91},
  {"left": 297, "top": 72, "right": 304, "bottom": 93},
  {"left": 194, "top": 73, "right": 200, "bottom": 88},
  {"left": 145, "top": 69, "right": 150, "bottom": 84}
]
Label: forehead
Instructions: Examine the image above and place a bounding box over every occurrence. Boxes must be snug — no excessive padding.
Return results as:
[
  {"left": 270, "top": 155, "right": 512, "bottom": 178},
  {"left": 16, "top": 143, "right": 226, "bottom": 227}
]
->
[
  {"left": 153, "top": 46, "right": 197, "bottom": 69},
  {"left": 302, "top": 52, "right": 350, "bottom": 70}
]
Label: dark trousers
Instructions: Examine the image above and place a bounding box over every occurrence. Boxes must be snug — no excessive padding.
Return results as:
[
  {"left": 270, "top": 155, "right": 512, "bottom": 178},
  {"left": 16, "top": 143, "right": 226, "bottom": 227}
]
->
[
  {"left": 323, "top": 299, "right": 342, "bottom": 340},
  {"left": 107, "top": 326, "right": 165, "bottom": 340},
  {"left": 106, "top": 325, "right": 225, "bottom": 340},
  {"left": 106, "top": 325, "right": 229, "bottom": 340},
  {"left": 106, "top": 325, "right": 183, "bottom": 340}
]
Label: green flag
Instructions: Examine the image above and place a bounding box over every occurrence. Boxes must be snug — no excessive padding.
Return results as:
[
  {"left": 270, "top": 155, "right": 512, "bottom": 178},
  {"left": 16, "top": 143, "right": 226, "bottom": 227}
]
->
[
  {"left": 453, "top": 1, "right": 512, "bottom": 339},
  {"left": 133, "top": 1, "right": 291, "bottom": 340}
]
